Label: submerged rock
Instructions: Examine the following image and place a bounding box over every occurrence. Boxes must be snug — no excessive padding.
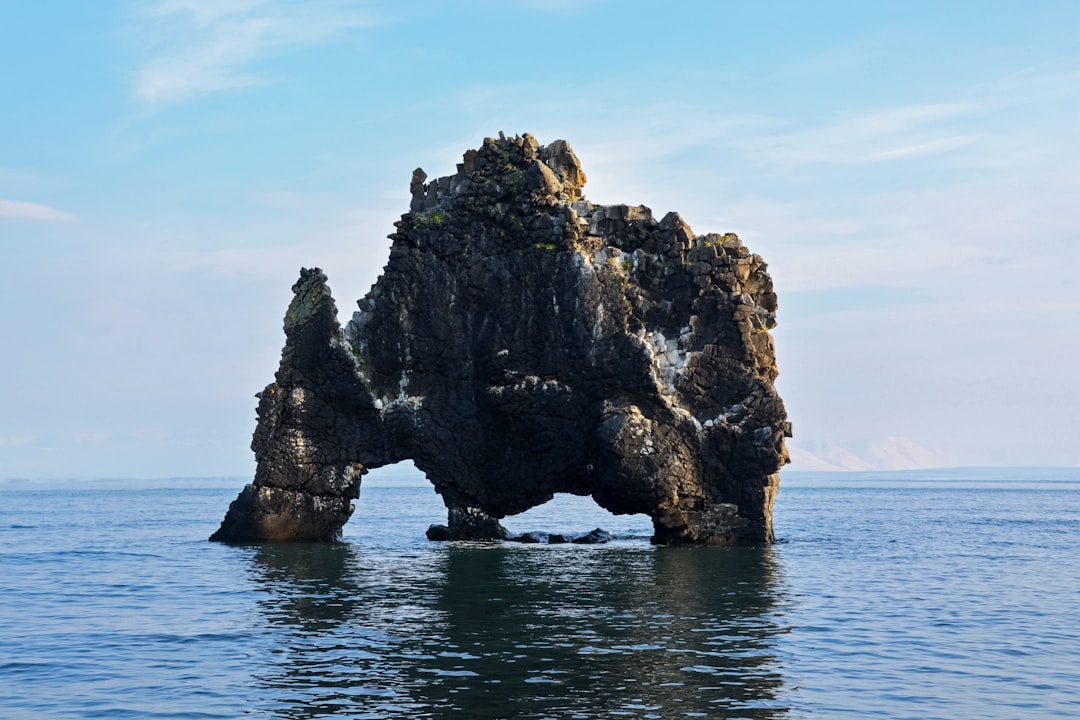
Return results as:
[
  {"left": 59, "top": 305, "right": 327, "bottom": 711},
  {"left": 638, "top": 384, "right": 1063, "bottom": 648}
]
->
[
  {"left": 210, "top": 133, "right": 790, "bottom": 545},
  {"left": 506, "top": 528, "right": 614, "bottom": 545},
  {"left": 571, "top": 528, "right": 614, "bottom": 545},
  {"left": 510, "top": 531, "right": 548, "bottom": 544}
]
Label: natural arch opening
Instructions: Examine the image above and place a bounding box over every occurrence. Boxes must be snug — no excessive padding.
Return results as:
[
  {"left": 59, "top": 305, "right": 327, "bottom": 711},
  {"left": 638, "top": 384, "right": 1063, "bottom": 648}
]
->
[
  {"left": 501, "top": 493, "right": 652, "bottom": 544},
  {"left": 349, "top": 460, "right": 654, "bottom": 545},
  {"left": 347, "top": 463, "right": 653, "bottom": 545},
  {"left": 342, "top": 460, "right": 444, "bottom": 544}
]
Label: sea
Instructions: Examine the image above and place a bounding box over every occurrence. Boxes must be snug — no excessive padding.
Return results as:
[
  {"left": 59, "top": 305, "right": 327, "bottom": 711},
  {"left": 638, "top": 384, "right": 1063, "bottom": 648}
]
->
[{"left": 1, "top": 466, "right": 1078, "bottom": 719}]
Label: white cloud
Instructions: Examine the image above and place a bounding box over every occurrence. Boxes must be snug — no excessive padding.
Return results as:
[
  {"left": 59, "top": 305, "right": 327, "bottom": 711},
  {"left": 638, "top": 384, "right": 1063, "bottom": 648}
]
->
[
  {"left": 863, "top": 436, "right": 953, "bottom": 471},
  {"left": 788, "top": 437, "right": 954, "bottom": 471},
  {"left": 787, "top": 445, "right": 872, "bottom": 472},
  {"left": 133, "top": 0, "right": 375, "bottom": 105},
  {"left": 0, "top": 434, "right": 35, "bottom": 449},
  {"left": 0, "top": 199, "right": 76, "bottom": 222}
]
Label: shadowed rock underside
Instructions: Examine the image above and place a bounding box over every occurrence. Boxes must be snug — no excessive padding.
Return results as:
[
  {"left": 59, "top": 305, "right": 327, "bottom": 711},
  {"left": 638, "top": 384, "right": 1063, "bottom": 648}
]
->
[{"left": 211, "top": 133, "right": 791, "bottom": 545}]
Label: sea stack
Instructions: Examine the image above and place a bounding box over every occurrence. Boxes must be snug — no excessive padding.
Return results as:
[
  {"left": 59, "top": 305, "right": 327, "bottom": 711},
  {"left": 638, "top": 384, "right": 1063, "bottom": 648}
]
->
[{"left": 210, "top": 133, "right": 791, "bottom": 545}]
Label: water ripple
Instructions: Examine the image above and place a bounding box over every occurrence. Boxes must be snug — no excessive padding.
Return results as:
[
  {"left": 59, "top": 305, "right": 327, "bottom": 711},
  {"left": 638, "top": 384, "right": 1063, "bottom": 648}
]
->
[{"left": 1, "top": 482, "right": 1078, "bottom": 717}]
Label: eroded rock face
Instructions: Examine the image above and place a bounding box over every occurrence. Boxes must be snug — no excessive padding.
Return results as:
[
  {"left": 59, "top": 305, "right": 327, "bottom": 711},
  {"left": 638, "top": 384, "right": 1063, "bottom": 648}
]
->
[{"left": 210, "top": 133, "right": 790, "bottom": 545}]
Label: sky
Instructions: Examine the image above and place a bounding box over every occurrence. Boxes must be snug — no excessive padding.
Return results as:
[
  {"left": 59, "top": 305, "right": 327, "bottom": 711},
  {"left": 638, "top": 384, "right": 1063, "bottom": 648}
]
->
[{"left": 1, "top": 0, "right": 1078, "bottom": 478}]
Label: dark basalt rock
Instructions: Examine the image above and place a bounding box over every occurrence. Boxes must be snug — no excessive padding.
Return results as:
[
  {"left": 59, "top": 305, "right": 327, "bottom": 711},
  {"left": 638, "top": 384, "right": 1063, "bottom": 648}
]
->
[
  {"left": 425, "top": 506, "right": 509, "bottom": 542},
  {"left": 210, "top": 133, "right": 791, "bottom": 546}
]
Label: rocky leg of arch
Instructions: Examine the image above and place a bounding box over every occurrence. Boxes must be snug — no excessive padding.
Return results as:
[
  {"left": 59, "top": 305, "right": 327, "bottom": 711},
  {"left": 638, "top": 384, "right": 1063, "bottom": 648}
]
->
[
  {"left": 650, "top": 502, "right": 749, "bottom": 545},
  {"left": 210, "top": 269, "right": 375, "bottom": 543},
  {"left": 209, "top": 483, "right": 358, "bottom": 543}
]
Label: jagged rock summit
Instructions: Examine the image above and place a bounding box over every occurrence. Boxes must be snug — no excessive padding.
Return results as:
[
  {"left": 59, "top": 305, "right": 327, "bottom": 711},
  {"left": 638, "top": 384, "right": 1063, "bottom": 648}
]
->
[{"left": 211, "top": 133, "right": 791, "bottom": 545}]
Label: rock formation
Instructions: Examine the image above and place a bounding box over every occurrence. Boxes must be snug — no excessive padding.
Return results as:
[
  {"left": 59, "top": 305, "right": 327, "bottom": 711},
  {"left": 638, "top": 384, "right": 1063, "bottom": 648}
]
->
[{"left": 210, "top": 133, "right": 790, "bottom": 545}]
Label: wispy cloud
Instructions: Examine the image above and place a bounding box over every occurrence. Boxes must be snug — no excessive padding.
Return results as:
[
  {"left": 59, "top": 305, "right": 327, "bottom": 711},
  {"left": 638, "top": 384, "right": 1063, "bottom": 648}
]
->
[
  {"left": 0, "top": 199, "right": 76, "bottom": 222},
  {"left": 132, "top": 0, "right": 375, "bottom": 105},
  {"left": 865, "top": 136, "right": 975, "bottom": 161},
  {"left": 749, "top": 103, "right": 980, "bottom": 168}
]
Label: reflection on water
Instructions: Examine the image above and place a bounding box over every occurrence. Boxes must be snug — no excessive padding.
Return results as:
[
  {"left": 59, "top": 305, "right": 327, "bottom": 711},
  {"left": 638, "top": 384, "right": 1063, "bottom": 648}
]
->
[{"left": 245, "top": 542, "right": 788, "bottom": 718}]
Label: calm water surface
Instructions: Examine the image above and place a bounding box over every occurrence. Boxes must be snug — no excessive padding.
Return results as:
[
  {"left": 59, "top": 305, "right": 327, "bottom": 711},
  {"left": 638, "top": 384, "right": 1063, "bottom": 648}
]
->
[{"left": 1, "top": 468, "right": 1078, "bottom": 718}]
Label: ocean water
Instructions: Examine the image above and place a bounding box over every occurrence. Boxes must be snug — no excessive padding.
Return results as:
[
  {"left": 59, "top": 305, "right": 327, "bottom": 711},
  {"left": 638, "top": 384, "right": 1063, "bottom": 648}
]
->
[{"left": 2, "top": 468, "right": 1079, "bottom": 719}]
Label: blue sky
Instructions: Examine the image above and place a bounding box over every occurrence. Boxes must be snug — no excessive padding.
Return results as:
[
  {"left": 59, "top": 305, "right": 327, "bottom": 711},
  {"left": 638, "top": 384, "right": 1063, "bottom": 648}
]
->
[{"left": 2, "top": 0, "right": 1078, "bottom": 477}]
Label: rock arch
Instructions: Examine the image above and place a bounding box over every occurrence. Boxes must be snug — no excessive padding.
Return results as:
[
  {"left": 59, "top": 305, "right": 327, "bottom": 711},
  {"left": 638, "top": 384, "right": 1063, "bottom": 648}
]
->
[{"left": 210, "top": 134, "right": 790, "bottom": 545}]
